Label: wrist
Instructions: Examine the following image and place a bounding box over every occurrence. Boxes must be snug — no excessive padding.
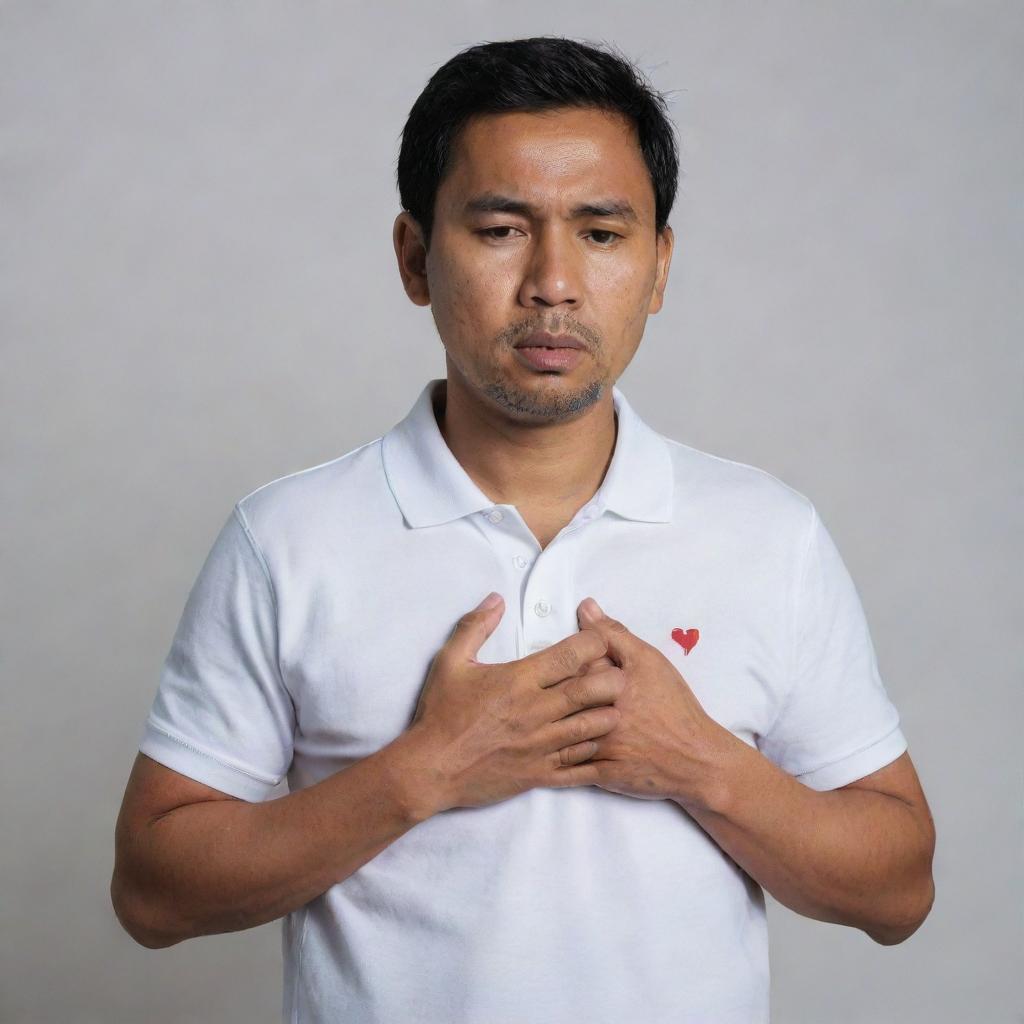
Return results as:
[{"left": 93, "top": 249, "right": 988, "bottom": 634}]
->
[
  {"left": 673, "top": 723, "right": 751, "bottom": 817},
  {"left": 380, "top": 727, "right": 453, "bottom": 825}
]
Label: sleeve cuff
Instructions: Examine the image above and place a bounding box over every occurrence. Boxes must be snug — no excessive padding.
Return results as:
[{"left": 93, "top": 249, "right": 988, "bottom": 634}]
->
[
  {"left": 793, "top": 724, "right": 909, "bottom": 791},
  {"left": 138, "top": 719, "right": 284, "bottom": 802}
]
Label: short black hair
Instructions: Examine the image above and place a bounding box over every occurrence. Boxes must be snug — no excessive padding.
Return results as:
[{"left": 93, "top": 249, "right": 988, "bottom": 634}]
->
[{"left": 396, "top": 36, "right": 680, "bottom": 250}]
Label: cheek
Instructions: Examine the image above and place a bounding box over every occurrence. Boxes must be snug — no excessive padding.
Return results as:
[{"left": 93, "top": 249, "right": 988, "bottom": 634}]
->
[
  {"left": 429, "top": 255, "right": 476, "bottom": 328},
  {"left": 449, "top": 263, "right": 515, "bottom": 328},
  {"left": 593, "top": 261, "right": 656, "bottom": 326},
  {"left": 587, "top": 249, "right": 654, "bottom": 296}
]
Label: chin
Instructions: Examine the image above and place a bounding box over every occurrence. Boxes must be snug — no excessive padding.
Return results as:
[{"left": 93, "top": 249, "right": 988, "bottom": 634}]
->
[{"left": 482, "top": 372, "right": 607, "bottom": 421}]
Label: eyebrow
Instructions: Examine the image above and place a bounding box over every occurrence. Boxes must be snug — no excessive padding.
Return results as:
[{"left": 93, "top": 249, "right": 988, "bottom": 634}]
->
[{"left": 463, "top": 192, "right": 640, "bottom": 224}]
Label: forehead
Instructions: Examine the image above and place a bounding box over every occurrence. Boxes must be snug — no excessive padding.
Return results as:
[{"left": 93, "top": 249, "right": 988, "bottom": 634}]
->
[{"left": 438, "top": 107, "right": 655, "bottom": 218}]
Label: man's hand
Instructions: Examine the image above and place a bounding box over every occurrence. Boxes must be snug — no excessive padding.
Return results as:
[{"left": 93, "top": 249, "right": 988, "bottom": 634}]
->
[
  {"left": 400, "top": 592, "right": 626, "bottom": 815},
  {"left": 570, "top": 596, "right": 741, "bottom": 812}
]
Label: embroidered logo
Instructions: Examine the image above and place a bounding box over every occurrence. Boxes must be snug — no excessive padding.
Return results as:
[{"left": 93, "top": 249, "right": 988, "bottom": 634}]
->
[{"left": 671, "top": 627, "right": 700, "bottom": 655}]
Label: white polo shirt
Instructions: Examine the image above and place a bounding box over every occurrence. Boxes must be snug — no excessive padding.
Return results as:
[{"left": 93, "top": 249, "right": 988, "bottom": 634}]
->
[{"left": 139, "top": 376, "right": 908, "bottom": 1024}]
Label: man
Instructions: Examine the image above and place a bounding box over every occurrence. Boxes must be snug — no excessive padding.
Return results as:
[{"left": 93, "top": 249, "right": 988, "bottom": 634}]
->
[{"left": 111, "top": 36, "right": 935, "bottom": 1023}]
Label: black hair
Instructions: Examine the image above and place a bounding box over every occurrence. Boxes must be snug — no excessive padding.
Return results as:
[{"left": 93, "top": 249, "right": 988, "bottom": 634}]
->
[{"left": 396, "top": 36, "right": 680, "bottom": 250}]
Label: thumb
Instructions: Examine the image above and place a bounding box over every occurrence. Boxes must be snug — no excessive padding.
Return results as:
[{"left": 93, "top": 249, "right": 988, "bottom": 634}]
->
[
  {"left": 446, "top": 591, "right": 504, "bottom": 661},
  {"left": 577, "top": 597, "right": 631, "bottom": 665}
]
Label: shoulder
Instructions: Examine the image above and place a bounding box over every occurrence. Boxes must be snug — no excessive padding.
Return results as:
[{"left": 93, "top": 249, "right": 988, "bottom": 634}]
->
[
  {"left": 657, "top": 435, "right": 823, "bottom": 621},
  {"left": 232, "top": 435, "right": 389, "bottom": 546},
  {"left": 661, "top": 434, "right": 814, "bottom": 531}
]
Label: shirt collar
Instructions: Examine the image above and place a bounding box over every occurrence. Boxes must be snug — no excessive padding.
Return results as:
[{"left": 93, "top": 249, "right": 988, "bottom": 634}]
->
[{"left": 381, "top": 378, "right": 674, "bottom": 529}]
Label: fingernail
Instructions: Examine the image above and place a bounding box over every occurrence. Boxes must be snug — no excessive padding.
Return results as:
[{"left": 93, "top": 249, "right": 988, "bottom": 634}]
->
[
  {"left": 480, "top": 591, "right": 502, "bottom": 609},
  {"left": 581, "top": 597, "right": 602, "bottom": 618}
]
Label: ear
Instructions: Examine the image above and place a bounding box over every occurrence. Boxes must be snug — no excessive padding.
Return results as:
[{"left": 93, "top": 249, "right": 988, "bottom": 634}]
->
[
  {"left": 647, "top": 224, "right": 674, "bottom": 315},
  {"left": 393, "top": 211, "right": 431, "bottom": 307}
]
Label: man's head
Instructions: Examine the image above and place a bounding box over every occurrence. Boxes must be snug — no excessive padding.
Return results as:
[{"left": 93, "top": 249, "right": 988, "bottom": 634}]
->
[{"left": 393, "top": 37, "right": 679, "bottom": 425}]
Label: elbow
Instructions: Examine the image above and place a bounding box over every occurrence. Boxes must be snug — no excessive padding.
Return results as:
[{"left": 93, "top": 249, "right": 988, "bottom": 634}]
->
[
  {"left": 867, "top": 809, "right": 937, "bottom": 947},
  {"left": 865, "top": 873, "right": 935, "bottom": 946},
  {"left": 110, "top": 873, "right": 184, "bottom": 950},
  {"left": 865, "top": 920, "right": 920, "bottom": 946}
]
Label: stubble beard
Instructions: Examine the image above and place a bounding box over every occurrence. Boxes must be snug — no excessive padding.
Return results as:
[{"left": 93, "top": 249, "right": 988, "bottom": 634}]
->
[
  {"left": 478, "top": 370, "right": 607, "bottom": 422},
  {"left": 482, "top": 312, "right": 608, "bottom": 422}
]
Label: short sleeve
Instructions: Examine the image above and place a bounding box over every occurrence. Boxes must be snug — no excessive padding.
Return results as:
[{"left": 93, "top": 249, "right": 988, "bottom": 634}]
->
[
  {"left": 758, "top": 502, "right": 908, "bottom": 790},
  {"left": 138, "top": 504, "right": 296, "bottom": 801}
]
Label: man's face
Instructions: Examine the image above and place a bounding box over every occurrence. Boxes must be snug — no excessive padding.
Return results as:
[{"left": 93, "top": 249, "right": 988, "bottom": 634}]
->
[{"left": 394, "top": 105, "right": 673, "bottom": 424}]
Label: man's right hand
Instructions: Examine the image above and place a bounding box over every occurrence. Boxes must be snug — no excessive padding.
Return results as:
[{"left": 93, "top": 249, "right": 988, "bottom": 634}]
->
[{"left": 399, "top": 591, "right": 624, "bottom": 814}]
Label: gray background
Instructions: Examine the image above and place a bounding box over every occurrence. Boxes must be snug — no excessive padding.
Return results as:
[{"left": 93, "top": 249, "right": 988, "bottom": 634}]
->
[{"left": 2, "top": 2, "right": 1020, "bottom": 1022}]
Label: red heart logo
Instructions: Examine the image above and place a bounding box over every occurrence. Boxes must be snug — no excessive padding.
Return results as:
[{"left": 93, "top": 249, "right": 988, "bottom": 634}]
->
[{"left": 671, "top": 627, "right": 699, "bottom": 655}]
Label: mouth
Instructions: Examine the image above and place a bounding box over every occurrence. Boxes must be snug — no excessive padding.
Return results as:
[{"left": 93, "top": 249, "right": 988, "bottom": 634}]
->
[
  {"left": 512, "top": 336, "right": 587, "bottom": 372},
  {"left": 514, "top": 331, "right": 588, "bottom": 352}
]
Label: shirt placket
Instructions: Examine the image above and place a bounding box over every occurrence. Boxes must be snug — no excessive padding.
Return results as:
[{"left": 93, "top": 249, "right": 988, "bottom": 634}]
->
[{"left": 473, "top": 500, "right": 604, "bottom": 659}]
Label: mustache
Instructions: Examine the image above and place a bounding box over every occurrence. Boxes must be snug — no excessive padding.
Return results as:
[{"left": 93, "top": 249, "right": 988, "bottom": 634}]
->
[{"left": 500, "top": 317, "right": 601, "bottom": 349}]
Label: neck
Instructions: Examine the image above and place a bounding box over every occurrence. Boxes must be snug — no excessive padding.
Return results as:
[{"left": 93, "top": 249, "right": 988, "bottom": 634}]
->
[{"left": 433, "top": 373, "right": 618, "bottom": 514}]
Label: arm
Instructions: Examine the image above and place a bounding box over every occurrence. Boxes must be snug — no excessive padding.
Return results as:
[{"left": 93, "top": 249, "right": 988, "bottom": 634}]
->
[
  {"left": 568, "top": 599, "right": 935, "bottom": 945},
  {"left": 680, "top": 745, "right": 936, "bottom": 944},
  {"left": 116, "top": 589, "right": 621, "bottom": 951},
  {"left": 111, "top": 735, "right": 434, "bottom": 949}
]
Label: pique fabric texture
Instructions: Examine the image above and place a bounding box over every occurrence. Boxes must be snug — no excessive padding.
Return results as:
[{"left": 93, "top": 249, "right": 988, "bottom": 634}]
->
[{"left": 139, "top": 377, "right": 907, "bottom": 1024}]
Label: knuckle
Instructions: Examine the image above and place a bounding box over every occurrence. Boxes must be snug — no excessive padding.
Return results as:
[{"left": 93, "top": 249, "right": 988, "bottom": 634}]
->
[
  {"left": 561, "top": 688, "right": 585, "bottom": 712},
  {"left": 562, "top": 683, "right": 587, "bottom": 712},
  {"left": 453, "top": 612, "right": 476, "bottom": 633},
  {"left": 584, "top": 628, "right": 609, "bottom": 660},
  {"left": 584, "top": 669, "right": 622, "bottom": 705},
  {"left": 571, "top": 715, "right": 590, "bottom": 742},
  {"left": 578, "top": 657, "right": 603, "bottom": 677},
  {"left": 552, "top": 643, "right": 581, "bottom": 677},
  {"left": 556, "top": 741, "right": 593, "bottom": 769}
]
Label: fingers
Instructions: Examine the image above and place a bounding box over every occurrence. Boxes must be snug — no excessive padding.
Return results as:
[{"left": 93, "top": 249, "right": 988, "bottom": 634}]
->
[
  {"left": 527, "top": 627, "right": 608, "bottom": 688},
  {"left": 544, "top": 759, "right": 602, "bottom": 788},
  {"left": 445, "top": 593, "right": 505, "bottom": 662},
  {"left": 555, "top": 739, "right": 599, "bottom": 767},
  {"left": 549, "top": 666, "right": 625, "bottom": 719},
  {"left": 577, "top": 654, "right": 615, "bottom": 675},
  {"left": 540, "top": 704, "right": 619, "bottom": 759}
]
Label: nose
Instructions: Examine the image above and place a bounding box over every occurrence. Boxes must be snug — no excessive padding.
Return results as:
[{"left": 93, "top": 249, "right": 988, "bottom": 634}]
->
[{"left": 517, "top": 226, "right": 581, "bottom": 309}]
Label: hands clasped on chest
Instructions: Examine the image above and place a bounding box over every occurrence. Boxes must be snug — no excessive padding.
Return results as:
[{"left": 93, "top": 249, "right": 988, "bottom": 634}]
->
[{"left": 399, "top": 590, "right": 739, "bottom": 818}]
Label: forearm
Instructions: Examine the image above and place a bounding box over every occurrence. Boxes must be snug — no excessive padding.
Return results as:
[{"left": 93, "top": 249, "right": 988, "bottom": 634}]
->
[
  {"left": 119, "top": 733, "right": 434, "bottom": 948},
  {"left": 680, "top": 736, "right": 934, "bottom": 943}
]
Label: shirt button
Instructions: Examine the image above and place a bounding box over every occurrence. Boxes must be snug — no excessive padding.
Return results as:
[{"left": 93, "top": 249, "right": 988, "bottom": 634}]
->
[
  {"left": 513, "top": 555, "right": 528, "bottom": 569},
  {"left": 533, "top": 600, "right": 551, "bottom": 617},
  {"left": 486, "top": 509, "right": 504, "bottom": 524}
]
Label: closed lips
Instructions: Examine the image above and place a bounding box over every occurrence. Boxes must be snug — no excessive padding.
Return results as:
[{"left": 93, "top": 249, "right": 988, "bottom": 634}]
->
[{"left": 516, "top": 332, "right": 586, "bottom": 350}]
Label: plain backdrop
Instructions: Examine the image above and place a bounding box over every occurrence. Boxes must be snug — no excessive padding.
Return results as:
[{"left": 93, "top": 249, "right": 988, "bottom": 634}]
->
[{"left": 2, "top": 2, "right": 1021, "bottom": 1022}]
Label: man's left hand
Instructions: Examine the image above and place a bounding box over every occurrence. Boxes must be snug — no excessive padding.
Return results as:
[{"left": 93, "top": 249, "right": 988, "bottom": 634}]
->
[{"left": 573, "top": 596, "right": 741, "bottom": 812}]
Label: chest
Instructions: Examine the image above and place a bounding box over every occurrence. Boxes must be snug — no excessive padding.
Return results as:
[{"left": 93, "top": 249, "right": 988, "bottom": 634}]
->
[{"left": 274, "top": 514, "right": 791, "bottom": 779}]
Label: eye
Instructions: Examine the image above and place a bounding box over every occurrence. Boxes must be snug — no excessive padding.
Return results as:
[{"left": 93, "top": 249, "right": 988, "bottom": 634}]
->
[
  {"left": 478, "top": 226, "right": 523, "bottom": 240},
  {"left": 587, "top": 229, "right": 621, "bottom": 246}
]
